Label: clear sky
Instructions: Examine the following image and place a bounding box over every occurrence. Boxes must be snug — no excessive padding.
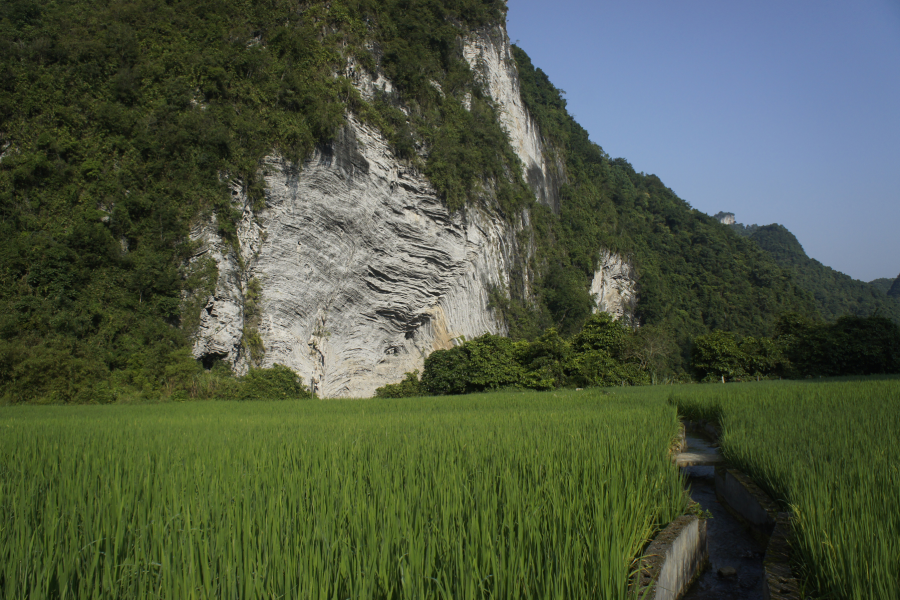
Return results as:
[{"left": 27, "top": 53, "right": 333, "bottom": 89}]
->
[{"left": 506, "top": 0, "right": 900, "bottom": 282}]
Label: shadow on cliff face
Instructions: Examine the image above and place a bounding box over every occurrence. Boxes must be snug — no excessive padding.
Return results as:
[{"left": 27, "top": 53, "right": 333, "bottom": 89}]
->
[
  {"left": 200, "top": 352, "right": 229, "bottom": 371},
  {"left": 316, "top": 123, "right": 370, "bottom": 176}
]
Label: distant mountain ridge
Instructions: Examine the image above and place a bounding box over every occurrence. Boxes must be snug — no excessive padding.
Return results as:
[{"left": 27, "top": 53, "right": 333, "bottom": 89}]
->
[
  {"left": 890, "top": 275, "right": 900, "bottom": 299},
  {"left": 726, "top": 221, "right": 900, "bottom": 322}
]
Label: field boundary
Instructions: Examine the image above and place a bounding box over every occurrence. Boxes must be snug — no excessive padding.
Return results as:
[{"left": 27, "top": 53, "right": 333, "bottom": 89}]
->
[
  {"left": 633, "top": 515, "right": 708, "bottom": 600},
  {"left": 630, "top": 425, "right": 711, "bottom": 599},
  {"left": 684, "top": 419, "right": 802, "bottom": 600},
  {"left": 763, "top": 512, "right": 802, "bottom": 600},
  {"left": 715, "top": 468, "right": 777, "bottom": 537}
]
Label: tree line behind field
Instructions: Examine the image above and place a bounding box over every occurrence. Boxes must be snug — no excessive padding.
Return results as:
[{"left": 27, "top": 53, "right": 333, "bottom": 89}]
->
[
  {"left": 691, "top": 313, "right": 900, "bottom": 383},
  {"left": 377, "top": 312, "right": 900, "bottom": 398}
]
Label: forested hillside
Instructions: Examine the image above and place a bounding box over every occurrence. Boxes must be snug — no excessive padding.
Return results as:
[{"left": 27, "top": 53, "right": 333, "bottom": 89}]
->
[
  {"left": 0, "top": 0, "right": 519, "bottom": 402},
  {"left": 1, "top": 0, "right": 817, "bottom": 401},
  {"left": 731, "top": 224, "right": 900, "bottom": 323}
]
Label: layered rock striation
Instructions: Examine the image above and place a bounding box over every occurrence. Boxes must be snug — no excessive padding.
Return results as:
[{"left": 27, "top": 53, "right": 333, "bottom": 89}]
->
[{"left": 190, "top": 184, "right": 262, "bottom": 371}]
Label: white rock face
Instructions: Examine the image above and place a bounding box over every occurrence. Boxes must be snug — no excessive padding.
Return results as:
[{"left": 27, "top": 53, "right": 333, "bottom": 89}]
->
[
  {"left": 590, "top": 250, "right": 637, "bottom": 321},
  {"left": 463, "top": 26, "right": 564, "bottom": 211},
  {"left": 345, "top": 55, "right": 395, "bottom": 103},
  {"left": 193, "top": 115, "right": 527, "bottom": 397},
  {"left": 190, "top": 227, "right": 246, "bottom": 370}
]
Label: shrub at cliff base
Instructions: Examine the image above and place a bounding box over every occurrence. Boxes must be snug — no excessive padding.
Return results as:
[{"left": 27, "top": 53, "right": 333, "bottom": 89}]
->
[
  {"left": 391, "top": 313, "right": 649, "bottom": 397},
  {"left": 0, "top": 354, "right": 311, "bottom": 404},
  {"left": 420, "top": 334, "right": 525, "bottom": 395},
  {"left": 175, "top": 362, "right": 312, "bottom": 402},
  {"left": 373, "top": 370, "right": 423, "bottom": 398},
  {"left": 566, "top": 312, "right": 650, "bottom": 388},
  {"left": 228, "top": 363, "right": 312, "bottom": 401}
]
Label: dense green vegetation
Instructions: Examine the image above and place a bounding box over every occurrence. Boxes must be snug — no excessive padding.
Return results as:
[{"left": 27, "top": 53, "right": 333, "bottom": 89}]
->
[
  {"left": 872, "top": 275, "right": 900, "bottom": 300},
  {"left": 731, "top": 223, "right": 900, "bottom": 323},
  {"left": 869, "top": 277, "right": 895, "bottom": 295},
  {"left": 1, "top": 0, "right": 348, "bottom": 402},
  {"left": 378, "top": 311, "right": 899, "bottom": 397},
  {"left": 377, "top": 312, "right": 673, "bottom": 397},
  {"left": 671, "top": 378, "right": 900, "bottom": 600},
  {"left": 508, "top": 47, "right": 815, "bottom": 365},
  {"left": 689, "top": 330, "right": 786, "bottom": 383},
  {"left": 1, "top": 0, "right": 859, "bottom": 403},
  {"left": 0, "top": 391, "right": 687, "bottom": 598}
]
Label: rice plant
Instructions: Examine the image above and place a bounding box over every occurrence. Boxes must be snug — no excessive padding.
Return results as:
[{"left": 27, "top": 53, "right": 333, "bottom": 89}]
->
[
  {"left": 670, "top": 377, "right": 900, "bottom": 600},
  {"left": 0, "top": 390, "right": 686, "bottom": 599}
]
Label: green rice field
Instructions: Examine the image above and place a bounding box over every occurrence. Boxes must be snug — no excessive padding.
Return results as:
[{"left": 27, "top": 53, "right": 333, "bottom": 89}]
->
[
  {"left": 0, "top": 391, "right": 686, "bottom": 599},
  {"left": 671, "top": 378, "right": 900, "bottom": 600},
  {"left": 4, "top": 379, "right": 897, "bottom": 599}
]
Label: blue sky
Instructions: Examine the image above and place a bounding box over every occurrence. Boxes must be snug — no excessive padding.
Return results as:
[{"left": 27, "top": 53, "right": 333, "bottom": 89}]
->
[{"left": 506, "top": 0, "right": 900, "bottom": 282}]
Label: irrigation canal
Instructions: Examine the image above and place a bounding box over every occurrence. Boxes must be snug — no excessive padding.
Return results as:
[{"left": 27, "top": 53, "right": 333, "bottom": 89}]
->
[{"left": 678, "top": 431, "right": 766, "bottom": 599}]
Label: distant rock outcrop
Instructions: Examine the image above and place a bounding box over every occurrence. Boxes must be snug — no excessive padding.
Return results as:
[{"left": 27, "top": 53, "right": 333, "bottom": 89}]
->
[
  {"left": 590, "top": 250, "right": 636, "bottom": 321},
  {"left": 462, "top": 26, "right": 566, "bottom": 213},
  {"left": 713, "top": 211, "right": 736, "bottom": 225}
]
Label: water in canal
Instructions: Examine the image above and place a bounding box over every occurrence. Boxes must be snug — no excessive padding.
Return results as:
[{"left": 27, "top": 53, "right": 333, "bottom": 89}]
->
[{"left": 680, "top": 433, "right": 766, "bottom": 600}]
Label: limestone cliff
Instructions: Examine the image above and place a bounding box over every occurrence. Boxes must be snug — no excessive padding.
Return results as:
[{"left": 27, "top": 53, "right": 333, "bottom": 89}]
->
[
  {"left": 462, "top": 27, "right": 564, "bottom": 212},
  {"left": 191, "top": 22, "right": 637, "bottom": 396},
  {"left": 189, "top": 187, "right": 256, "bottom": 372},
  {"left": 461, "top": 26, "right": 636, "bottom": 322},
  {"left": 193, "top": 114, "right": 529, "bottom": 397}
]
